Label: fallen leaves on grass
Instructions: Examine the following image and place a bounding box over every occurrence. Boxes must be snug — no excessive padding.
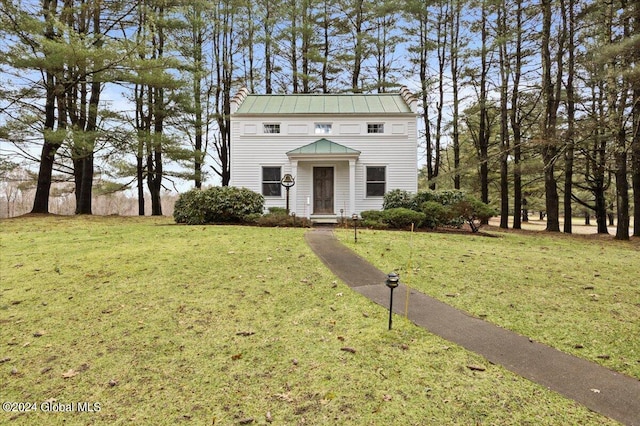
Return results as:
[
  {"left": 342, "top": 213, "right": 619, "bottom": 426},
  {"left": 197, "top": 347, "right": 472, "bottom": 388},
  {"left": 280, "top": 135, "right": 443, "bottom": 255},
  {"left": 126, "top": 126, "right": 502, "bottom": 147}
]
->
[
  {"left": 62, "top": 369, "right": 78, "bottom": 379},
  {"left": 340, "top": 347, "right": 356, "bottom": 354},
  {"left": 467, "top": 364, "right": 486, "bottom": 371},
  {"left": 274, "top": 393, "right": 294, "bottom": 403}
]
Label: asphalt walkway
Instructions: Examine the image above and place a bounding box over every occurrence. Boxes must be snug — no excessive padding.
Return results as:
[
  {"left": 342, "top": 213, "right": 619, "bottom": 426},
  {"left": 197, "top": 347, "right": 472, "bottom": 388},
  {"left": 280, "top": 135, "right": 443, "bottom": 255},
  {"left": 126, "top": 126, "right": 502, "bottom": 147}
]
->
[{"left": 305, "top": 228, "right": 640, "bottom": 426}]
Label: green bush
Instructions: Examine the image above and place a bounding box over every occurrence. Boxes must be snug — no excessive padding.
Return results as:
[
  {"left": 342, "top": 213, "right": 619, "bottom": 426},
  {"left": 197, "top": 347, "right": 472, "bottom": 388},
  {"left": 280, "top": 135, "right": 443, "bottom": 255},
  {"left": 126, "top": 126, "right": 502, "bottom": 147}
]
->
[
  {"left": 410, "top": 190, "right": 466, "bottom": 210},
  {"left": 360, "top": 210, "right": 385, "bottom": 222},
  {"left": 450, "top": 195, "right": 497, "bottom": 232},
  {"left": 420, "top": 201, "right": 450, "bottom": 229},
  {"left": 383, "top": 189, "right": 413, "bottom": 210},
  {"left": 268, "top": 207, "right": 288, "bottom": 215},
  {"left": 360, "top": 219, "right": 389, "bottom": 229},
  {"left": 382, "top": 208, "right": 426, "bottom": 229},
  {"left": 174, "top": 186, "right": 264, "bottom": 225},
  {"left": 173, "top": 189, "right": 207, "bottom": 225},
  {"left": 255, "top": 213, "right": 311, "bottom": 228}
]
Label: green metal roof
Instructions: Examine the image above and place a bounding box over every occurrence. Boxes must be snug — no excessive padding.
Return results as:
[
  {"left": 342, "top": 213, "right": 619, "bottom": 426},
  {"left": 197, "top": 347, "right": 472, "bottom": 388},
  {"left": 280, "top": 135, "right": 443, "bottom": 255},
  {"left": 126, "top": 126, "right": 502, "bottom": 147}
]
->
[
  {"left": 286, "top": 139, "right": 361, "bottom": 156},
  {"left": 235, "top": 93, "right": 412, "bottom": 114}
]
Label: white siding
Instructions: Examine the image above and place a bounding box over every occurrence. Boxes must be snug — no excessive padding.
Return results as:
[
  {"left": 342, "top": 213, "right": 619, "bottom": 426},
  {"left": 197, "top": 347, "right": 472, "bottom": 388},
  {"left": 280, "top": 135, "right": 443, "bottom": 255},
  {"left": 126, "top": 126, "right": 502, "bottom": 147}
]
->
[{"left": 230, "top": 112, "right": 417, "bottom": 216}]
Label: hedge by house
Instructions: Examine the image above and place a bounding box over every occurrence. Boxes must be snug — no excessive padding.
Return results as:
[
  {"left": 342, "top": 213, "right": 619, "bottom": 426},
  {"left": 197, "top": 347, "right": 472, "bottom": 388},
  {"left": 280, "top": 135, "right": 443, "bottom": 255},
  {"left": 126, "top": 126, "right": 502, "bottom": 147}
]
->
[
  {"left": 174, "top": 186, "right": 264, "bottom": 225},
  {"left": 363, "top": 189, "right": 496, "bottom": 231}
]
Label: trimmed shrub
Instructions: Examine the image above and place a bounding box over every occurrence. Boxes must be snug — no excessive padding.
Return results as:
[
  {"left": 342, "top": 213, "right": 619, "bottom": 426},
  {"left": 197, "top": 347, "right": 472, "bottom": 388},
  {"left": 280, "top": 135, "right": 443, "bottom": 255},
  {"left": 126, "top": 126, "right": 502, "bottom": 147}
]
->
[
  {"left": 410, "top": 190, "right": 466, "bottom": 210},
  {"left": 450, "top": 195, "right": 497, "bottom": 232},
  {"left": 360, "top": 210, "right": 385, "bottom": 222},
  {"left": 383, "top": 189, "right": 413, "bottom": 210},
  {"left": 420, "top": 201, "right": 450, "bottom": 229},
  {"left": 268, "top": 207, "right": 288, "bottom": 215},
  {"left": 359, "top": 210, "right": 388, "bottom": 229},
  {"left": 382, "top": 208, "right": 426, "bottom": 229},
  {"left": 255, "top": 213, "right": 311, "bottom": 228},
  {"left": 173, "top": 189, "right": 207, "bottom": 225},
  {"left": 173, "top": 186, "right": 264, "bottom": 225},
  {"left": 360, "top": 219, "right": 389, "bottom": 229}
]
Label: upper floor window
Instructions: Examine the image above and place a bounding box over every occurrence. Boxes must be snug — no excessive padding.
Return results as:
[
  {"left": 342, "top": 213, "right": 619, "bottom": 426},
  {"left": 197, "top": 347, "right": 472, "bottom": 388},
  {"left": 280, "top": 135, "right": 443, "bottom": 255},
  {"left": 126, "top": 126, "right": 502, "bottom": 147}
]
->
[
  {"left": 263, "top": 123, "right": 280, "bottom": 134},
  {"left": 315, "top": 123, "right": 332, "bottom": 134},
  {"left": 367, "top": 123, "right": 384, "bottom": 134},
  {"left": 262, "top": 166, "right": 281, "bottom": 196}
]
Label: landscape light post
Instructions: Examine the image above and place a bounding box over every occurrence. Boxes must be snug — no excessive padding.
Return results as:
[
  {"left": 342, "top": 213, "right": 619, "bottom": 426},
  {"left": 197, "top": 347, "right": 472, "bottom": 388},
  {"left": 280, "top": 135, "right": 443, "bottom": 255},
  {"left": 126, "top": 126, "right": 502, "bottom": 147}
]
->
[
  {"left": 385, "top": 272, "right": 399, "bottom": 330},
  {"left": 352, "top": 214, "right": 359, "bottom": 243},
  {"left": 280, "top": 174, "right": 295, "bottom": 214}
]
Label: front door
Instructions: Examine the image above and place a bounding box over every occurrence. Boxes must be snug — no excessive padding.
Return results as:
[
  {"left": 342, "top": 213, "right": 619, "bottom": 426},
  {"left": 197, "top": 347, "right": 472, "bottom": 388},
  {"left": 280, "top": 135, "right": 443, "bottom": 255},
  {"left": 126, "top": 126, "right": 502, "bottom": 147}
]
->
[{"left": 313, "top": 167, "right": 334, "bottom": 214}]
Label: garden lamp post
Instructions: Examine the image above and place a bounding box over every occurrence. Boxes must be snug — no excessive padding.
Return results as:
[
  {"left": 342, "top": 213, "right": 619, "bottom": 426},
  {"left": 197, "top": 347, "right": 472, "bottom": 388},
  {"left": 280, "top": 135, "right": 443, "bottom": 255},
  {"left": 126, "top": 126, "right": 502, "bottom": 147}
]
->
[
  {"left": 385, "top": 272, "right": 399, "bottom": 330},
  {"left": 280, "top": 174, "right": 295, "bottom": 214},
  {"left": 352, "top": 214, "right": 359, "bottom": 243}
]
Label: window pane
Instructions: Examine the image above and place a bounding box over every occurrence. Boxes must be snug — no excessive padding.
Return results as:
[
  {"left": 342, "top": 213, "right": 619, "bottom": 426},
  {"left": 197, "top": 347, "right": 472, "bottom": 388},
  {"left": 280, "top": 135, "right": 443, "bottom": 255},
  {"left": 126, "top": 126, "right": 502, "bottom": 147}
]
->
[
  {"left": 264, "top": 124, "right": 280, "bottom": 134},
  {"left": 367, "top": 123, "right": 384, "bottom": 134},
  {"left": 366, "top": 183, "right": 385, "bottom": 197},
  {"left": 315, "top": 123, "right": 332, "bottom": 134},
  {"left": 262, "top": 167, "right": 281, "bottom": 182},
  {"left": 262, "top": 183, "right": 281, "bottom": 196},
  {"left": 367, "top": 167, "right": 385, "bottom": 182},
  {"left": 262, "top": 167, "right": 282, "bottom": 196}
]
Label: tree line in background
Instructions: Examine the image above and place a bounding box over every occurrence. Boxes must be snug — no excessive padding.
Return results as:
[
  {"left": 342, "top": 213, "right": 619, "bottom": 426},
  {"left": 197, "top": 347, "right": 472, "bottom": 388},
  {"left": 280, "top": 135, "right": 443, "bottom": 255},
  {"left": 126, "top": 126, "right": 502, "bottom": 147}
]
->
[{"left": 0, "top": 0, "right": 638, "bottom": 239}]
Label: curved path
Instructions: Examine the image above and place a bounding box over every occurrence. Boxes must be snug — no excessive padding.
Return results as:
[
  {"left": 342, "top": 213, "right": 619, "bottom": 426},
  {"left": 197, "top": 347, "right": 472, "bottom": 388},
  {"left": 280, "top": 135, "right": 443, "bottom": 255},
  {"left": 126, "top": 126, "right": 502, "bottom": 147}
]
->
[{"left": 305, "top": 228, "right": 640, "bottom": 426}]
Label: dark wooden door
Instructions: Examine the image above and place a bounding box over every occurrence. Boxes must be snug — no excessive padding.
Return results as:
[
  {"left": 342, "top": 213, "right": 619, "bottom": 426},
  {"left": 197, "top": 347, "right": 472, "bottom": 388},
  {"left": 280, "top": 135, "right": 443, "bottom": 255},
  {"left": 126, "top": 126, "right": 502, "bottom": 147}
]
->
[{"left": 313, "top": 167, "right": 334, "bottom": 214}]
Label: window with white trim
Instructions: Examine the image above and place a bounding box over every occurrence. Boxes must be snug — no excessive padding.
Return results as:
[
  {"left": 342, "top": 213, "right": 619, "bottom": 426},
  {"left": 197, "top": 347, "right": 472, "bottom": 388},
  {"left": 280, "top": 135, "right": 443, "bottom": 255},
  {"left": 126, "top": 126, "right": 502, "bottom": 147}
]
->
[
  {"left": 263, "top": 123, "right": 280, "bottom": 134},
  {"left": 367, "top": 123, "right": 384, "bottom": 134},
  {"left": 314, "top": 123, "right": 332, "bottom": 134},
  {"left": 262, "top": 167, "right": 281, "bottom": 196},
  {"left": 366, "top": 166, "right": 386, "bottom": 197}
]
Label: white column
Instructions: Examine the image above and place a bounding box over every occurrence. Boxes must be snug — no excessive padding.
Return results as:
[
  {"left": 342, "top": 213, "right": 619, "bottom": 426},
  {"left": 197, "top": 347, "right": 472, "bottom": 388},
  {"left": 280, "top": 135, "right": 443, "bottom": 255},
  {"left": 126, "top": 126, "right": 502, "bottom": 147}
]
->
[
  {"left": 349, "top": 159, "right": 356, "bottom": 216},
  {"left": 290, "top": 160, "right": 298, "bottom": 215}
]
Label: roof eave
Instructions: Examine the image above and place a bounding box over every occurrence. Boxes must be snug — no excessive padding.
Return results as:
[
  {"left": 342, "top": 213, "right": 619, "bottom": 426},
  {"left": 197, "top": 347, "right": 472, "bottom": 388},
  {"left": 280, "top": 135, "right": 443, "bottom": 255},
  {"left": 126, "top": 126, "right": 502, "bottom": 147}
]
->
[{"left": 286, "top": 153, "right": 361, "bottom": 161}]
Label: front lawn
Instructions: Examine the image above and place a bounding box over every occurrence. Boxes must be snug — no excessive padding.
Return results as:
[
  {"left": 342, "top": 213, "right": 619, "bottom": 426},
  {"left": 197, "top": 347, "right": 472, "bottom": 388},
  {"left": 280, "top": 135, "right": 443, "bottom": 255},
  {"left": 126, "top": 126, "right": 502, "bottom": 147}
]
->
[
  {"left": 0, "top": 216, "right": 621, "bottom": 425},
  {"left": 336, "top": 227, "right": 640, "bottom": 379}
]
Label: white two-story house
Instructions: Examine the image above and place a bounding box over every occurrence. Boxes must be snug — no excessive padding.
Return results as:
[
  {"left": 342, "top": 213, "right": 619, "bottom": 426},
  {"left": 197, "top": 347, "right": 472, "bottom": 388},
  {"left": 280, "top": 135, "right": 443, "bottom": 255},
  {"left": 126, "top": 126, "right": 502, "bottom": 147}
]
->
[{"left": 229, "top": 87, "right": 418, "bottom": 222}]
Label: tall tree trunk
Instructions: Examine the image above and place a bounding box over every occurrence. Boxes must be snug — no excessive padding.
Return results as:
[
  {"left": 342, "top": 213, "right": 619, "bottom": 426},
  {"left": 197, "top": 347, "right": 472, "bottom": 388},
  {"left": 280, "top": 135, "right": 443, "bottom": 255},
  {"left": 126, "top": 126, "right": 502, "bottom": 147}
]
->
[
  {"left": 511, "top": 0, "right": 523, "bottom": 229},
  {"left": 498, "top": 1, "right": 509, "bottom": 229},
  {"left": 289, "top": 0, "right": 299, "bottom": 93},
  {"left": 612, "top": 0, "right": 630, "bottom": 240},
  {"left": 320, "top": 0, "right": 330, "bottom": 93},
  {"left": 192, "top": 1, "right": 204, "bottom": 189},
  {"left": 633, "top": 85, "right": 640, "bottom": 237},
  {"left": 634, "top": 0, "right": 640, "bottom": 237},
  {"left": 32, "top": 0, "right": 60, "bottom": 214},
  {"left": 263, "top": 1, "right": 273, "bottom": 94},
  {"left": 540, "top": 0, "right": 565, "bottom": 232},
  {"left": 137, "top": 153, "right": 145, "bottom": 216},
  {"left": 148, "top": 3, "right": 165, "bottom": 216},
  {"left": 213, "top": 0, "right": 233, "bottom": 185},
  {"left": 563, "top": 0, "right": 576, "bottom": 233},
  {"left": 479, "top": 0, "right": 490, "bottom": 217},
  {"left": 433, "top": 2, "right": 447, "bottom": 190},
  {"left": 351, "top": 0, "right": 365, "bottom": 92},
  {"left": 450, "top": 0, "right": 461, "bottom": 190}
]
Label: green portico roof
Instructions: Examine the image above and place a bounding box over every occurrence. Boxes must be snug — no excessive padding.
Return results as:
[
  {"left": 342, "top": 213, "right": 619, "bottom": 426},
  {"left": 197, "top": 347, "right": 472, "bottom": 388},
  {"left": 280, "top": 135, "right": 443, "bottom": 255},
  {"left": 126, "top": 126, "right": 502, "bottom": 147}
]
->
[{"left": 286, "top": 139, "right": 361, "bottom": 156}]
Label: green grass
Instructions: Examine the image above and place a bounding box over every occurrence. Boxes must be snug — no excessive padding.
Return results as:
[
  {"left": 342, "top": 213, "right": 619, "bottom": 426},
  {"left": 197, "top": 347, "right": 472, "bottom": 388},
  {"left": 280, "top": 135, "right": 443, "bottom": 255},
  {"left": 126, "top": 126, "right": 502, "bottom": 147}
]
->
[
  {"left": 336, "top": 227, "right": 640, "bottom": 380},
  {"left": 0, "top": 216, "right": 623, "bottom": 425}
]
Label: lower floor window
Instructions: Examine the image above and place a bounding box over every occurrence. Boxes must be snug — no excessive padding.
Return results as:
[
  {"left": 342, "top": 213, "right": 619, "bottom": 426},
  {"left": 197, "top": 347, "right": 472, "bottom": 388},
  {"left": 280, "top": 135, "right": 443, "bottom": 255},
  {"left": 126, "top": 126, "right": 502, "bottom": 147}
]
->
[
  {"left": 262, "top": 167, "right": 281, "bottom": 196},
  {"left": 366, "top": 166, "right": 386, "bottom": 197}
]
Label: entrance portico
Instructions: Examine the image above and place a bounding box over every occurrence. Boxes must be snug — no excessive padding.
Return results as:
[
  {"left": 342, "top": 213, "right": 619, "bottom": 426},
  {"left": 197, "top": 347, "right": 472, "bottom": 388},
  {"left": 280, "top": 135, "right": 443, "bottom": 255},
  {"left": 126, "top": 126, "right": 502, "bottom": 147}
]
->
[{"left": 286, "top": 139, "right": 360, "bottom": 221}]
